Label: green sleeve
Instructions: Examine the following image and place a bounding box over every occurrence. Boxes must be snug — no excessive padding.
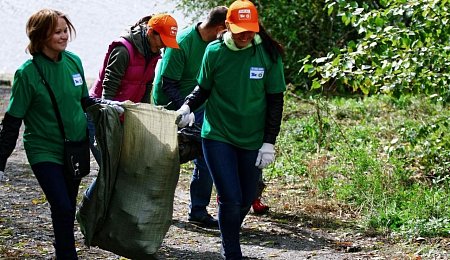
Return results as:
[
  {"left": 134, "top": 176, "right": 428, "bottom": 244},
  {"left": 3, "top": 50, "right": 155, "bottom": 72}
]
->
[
  {"left": 265, "top": 55, "right": 286, "bottom": 94},
  {"left": 7, "top": 68, "right": 33, "bottom": 118},
  {"left": 102, "top": 46, "right": 129, "bottom": 100}
]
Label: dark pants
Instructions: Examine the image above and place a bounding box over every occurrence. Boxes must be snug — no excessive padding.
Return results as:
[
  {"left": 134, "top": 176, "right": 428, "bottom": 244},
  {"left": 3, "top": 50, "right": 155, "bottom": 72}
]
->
[
  {"left": 202, "top": 139, "right": 261, "bottom": 259},
  {"left": 87, "top": 113, "right": 101, "bottom": 164},
  {"left": 189, "top": 109, "right": 214, "bottom": 218},
  {"left": 31, "top": 162, "right": 80, "bottom": 259}
]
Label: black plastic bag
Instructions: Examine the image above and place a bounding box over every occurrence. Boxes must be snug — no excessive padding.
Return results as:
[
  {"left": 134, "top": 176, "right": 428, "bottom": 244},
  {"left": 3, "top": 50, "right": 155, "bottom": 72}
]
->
[{"left": 178, "top": 123, "right": 202, "bottom": 164}]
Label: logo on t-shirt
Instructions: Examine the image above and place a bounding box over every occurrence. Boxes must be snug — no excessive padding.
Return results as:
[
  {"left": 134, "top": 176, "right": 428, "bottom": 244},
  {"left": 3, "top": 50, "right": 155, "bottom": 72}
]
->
[
  {"left": 249, "top": 67, "right": 264, "bottom": 79},
  {"left": 72, "top": 73, "right": 83, "bottom": 86}
]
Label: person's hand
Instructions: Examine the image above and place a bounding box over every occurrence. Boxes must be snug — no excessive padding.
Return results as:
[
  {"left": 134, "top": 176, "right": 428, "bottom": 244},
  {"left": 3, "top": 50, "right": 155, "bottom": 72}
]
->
[
  {"left": 109, "top": 101, "right": 125, "bottom": 115},
  {"left": 0, "top": 171, "right": 5, "bottom": 182},
  {"left": 255, "top": 143, "right": 275, "bottom": 169},
  {"left": 176, "top": 105, "right": 195, "bottom": 127}
]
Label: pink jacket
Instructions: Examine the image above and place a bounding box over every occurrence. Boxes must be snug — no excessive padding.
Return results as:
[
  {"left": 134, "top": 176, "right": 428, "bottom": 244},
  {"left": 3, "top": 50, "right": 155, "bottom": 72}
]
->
[{"left": 89, "top": 38, "right": 159, "bottom": 102}]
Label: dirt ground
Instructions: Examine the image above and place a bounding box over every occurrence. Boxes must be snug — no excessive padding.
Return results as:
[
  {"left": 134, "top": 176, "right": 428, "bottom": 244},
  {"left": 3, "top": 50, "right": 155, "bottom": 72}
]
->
[{"left": 1, "top": 140, "right": 449, "bottom": 259}]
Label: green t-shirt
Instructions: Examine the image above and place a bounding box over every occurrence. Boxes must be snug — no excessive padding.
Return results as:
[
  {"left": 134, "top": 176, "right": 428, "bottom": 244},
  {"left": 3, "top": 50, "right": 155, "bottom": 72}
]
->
[
  {"left": 198, "top": 40, "right": 286, "bottom": 150},
  {"left": 152, "top": 24, "right": 208, "bottom": 110},
  {"left": 7, "top": 51, "right": 88, "bottom": 165}
]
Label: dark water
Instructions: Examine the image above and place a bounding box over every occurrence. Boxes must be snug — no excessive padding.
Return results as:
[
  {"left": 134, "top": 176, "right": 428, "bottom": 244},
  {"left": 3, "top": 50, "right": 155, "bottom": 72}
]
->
[{"left": 0, "top": 0, "right": 188, "bottom": 79}]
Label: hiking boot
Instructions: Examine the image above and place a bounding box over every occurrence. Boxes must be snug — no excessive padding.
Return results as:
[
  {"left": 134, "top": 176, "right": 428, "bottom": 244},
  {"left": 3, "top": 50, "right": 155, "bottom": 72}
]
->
[
  {"left": 252, "top": 198, "right": 269, "bottom": 214},
  {"left": 188, "top": 214, "right": 219, "bottom": 229}
]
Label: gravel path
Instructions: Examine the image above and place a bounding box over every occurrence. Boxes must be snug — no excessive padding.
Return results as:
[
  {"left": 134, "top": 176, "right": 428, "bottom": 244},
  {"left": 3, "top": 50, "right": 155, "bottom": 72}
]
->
[{"left": 1, "top": 144, "right": 448, "bottom": 259}]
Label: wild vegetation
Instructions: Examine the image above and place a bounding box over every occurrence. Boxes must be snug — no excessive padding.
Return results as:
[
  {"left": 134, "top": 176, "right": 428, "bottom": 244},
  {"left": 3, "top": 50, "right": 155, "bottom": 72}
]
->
[
  {"left": 177, "top": 0, "right": 450, "bottom": 243},
  {"left": 276, "top": 92, "right": 450, "bottom": 239}
]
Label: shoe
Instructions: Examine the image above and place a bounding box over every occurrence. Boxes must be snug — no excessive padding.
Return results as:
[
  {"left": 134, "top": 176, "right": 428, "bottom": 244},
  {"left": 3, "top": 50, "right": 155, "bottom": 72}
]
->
[
  {"left": 188, "top": 214, "right": 219, "bottom": 228},
  {"left": 252, "top": 198, "right": 269, "bottom": 214}
]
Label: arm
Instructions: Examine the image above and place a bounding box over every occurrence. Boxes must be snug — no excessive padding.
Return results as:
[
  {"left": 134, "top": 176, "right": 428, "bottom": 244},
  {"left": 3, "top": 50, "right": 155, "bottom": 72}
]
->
[
  {"left": 102, "top": 46, "right": 129, "bottom": 100},
  {"left": 255, "top": 92, "right": 284, "bottom": 169},
  {"left": 263, "top": 92, "right": 284, "bottom": 144},
  {"left": 176, "top": 86, "right": 210, "bottom": 127},
  {"left": 161, "top": 76, "right": 184, "bottom": 109},
  {"left": 184, "top": 85, "right": 211, "bottom": 112},
  {"left": 0, "top": 113, "right": 22, "bottom": 171},
  {"left": 81, "top": 96, "right": 117, "bottom": 111},
  {"left": 159, "top": 43, "right": 185, "bottom": 109},
  {"left": 80, "top": 96, "right": 124, "bottom": 116}
]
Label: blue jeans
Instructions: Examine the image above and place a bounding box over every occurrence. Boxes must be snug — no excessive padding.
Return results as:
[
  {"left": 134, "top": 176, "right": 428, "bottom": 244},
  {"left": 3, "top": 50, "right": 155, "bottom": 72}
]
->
[
  {"left": 189, "top": 109, "right": 214, "bottom": 218},
  {"left": 31, "top": 162, "right": 81, "bottom": 260},
  {"left": 202, "top": 139, "right": 261, "bottom": 259}
]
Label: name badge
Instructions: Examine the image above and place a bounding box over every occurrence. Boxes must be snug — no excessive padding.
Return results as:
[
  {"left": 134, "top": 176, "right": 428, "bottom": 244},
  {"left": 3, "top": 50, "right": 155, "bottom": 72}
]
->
[
  {"left": 249, "top": 67, "right": 264, "bottom": 79},
  {"left": 72, "top": 73, "right": 83, "bottom": 86}
]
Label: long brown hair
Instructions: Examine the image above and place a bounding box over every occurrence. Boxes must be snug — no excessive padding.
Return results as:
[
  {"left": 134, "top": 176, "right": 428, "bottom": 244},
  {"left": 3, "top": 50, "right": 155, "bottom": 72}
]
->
[
  {"left": 217, "top": 22, "right": 284, "bottom": 62},
  {"left": 258, "top": 23, "right": 284, "bottom": 62},
  {"left": 26, "top": 9, "right": 76, "bottom": 55}
]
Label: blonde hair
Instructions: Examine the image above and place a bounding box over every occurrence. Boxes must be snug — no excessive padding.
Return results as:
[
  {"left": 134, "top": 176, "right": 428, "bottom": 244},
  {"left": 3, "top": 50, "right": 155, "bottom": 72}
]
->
[{"left": 26, "top": 9, "right": 76, "bottom": 54}]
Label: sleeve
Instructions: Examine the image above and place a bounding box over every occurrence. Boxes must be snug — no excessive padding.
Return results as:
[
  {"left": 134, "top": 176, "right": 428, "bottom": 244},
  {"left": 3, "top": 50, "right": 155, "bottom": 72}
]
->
[
  {"left": 80, "top": 96, "right": 120, "bottom": 111},
  {"left": 102, "top": 45, "right": 129, "bottom": 100},
  {"left": 6, "top": 69, "right": 33, "bottom": 119},
  {"left": 263, "top": 93, "right": 284, "bottom": 144},
  {"left": 263, "top": 55, "right": 286, "bottom": 144},
  {"left": 161, "top": 76, "right": 184, "bottom": 109},
  {"left": 0, "top": 113, "right": 22, "bottom": 171},
  {"left": 159, "top": 44, "right": 186, "bottom": 109},
  {"left": 184, "top": 86, "right": 210, "bottom": 112}
]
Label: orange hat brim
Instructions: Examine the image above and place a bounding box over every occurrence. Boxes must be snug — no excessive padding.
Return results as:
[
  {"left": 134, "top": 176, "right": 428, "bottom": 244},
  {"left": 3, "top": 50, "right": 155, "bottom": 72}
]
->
[
  {"left": 160, "top": 34, "right": 179, "bottom": 49},
  {"left": 228, "top": 22, "right": 259, "bottom": 34}
]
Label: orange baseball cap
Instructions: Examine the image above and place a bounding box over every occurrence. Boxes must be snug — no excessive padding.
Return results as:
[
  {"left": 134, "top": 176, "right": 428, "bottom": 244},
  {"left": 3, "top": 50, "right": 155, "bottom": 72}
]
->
[
  {"left": 226, "top": 0, "right": 259, "bottom": 34},
  {"left": 148, "top": 14, "right": 179, "bottom": 49}
]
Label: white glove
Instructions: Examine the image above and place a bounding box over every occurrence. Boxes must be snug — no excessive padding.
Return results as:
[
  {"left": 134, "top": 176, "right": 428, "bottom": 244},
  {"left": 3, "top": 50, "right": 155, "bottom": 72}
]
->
[
  {"left": 0, "top": 171, "right": 5, "bottom": 182},
  {"left": 255, "top": 143, "right": 275, "bottom": 169},
  {"left": 176, "top": 105, "right": 195, "bottom": 127}
]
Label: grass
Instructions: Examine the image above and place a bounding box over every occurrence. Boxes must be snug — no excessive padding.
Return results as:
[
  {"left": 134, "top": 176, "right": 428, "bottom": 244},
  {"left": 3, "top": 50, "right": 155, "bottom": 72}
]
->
[{"left": 268, "top": 91, "right": 450, "bottom": 239}]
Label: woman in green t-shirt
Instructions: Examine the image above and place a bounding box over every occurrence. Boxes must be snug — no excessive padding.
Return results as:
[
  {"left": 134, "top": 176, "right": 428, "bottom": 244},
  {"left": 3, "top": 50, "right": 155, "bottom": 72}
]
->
[
  {"left": 0, "top": 9, "right": 122, "bottom": 259},
  {"left": 176, "top": 0, "right": 286, "bottom": 258}
]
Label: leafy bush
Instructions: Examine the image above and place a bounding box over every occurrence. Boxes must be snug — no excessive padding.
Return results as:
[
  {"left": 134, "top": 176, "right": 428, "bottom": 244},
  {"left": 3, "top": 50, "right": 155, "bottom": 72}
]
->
[{"left": 302, "top": 0, "right": 450, "bottom": 99}]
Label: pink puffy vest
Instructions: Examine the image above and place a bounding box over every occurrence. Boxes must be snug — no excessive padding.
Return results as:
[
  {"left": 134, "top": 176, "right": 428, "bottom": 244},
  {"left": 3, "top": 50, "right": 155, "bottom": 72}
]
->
[{"left": 89, "top": 37, "right": 160, "bottom": 102}]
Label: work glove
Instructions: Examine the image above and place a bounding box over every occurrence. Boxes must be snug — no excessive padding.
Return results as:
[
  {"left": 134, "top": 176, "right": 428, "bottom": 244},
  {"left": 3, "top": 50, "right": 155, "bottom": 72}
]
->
[
  {"left": 255, "top": 143, "right": 275, "bottom": 169},
  {"left": 0, "top": 171, "right": 5, "bottom": 182},
  {"left": 176, "top": 104, "right": 195, "bottom": 127},
  {"left": 108, "top": 100, "right": 125, "bottom": 115}
]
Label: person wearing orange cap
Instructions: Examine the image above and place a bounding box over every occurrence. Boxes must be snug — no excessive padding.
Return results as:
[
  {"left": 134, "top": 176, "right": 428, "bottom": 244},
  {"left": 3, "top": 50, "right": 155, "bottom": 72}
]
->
[
  {"left": 88, "top": 13, "right": 179, "bottom": 162},
  {"left": 152, "top": 6, "right": 228, "bottom": 229},
  {"left": 176, "top": 0, "right": 286, "bottom": 258}
]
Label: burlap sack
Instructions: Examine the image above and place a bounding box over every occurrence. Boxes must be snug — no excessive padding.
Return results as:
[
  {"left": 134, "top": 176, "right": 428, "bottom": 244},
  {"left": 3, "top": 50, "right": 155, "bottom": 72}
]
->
[{"left": 78, "top": 103, "right": 180, "bottom": 259}]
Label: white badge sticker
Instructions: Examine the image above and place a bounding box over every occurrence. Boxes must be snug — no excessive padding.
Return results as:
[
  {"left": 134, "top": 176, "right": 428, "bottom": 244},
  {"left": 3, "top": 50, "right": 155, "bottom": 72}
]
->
[
  {"left": 249, "top": 67, "right": 264, "bottom": 79},
  {"left": 72, "top": 73, "right": 83, "bottom": 86}
]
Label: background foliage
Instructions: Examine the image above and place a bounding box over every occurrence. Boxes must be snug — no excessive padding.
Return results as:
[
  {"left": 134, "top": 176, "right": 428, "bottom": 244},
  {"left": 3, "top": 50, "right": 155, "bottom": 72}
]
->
[{"left": 302, "top": 0, "right": 450, "bottom": 99}]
